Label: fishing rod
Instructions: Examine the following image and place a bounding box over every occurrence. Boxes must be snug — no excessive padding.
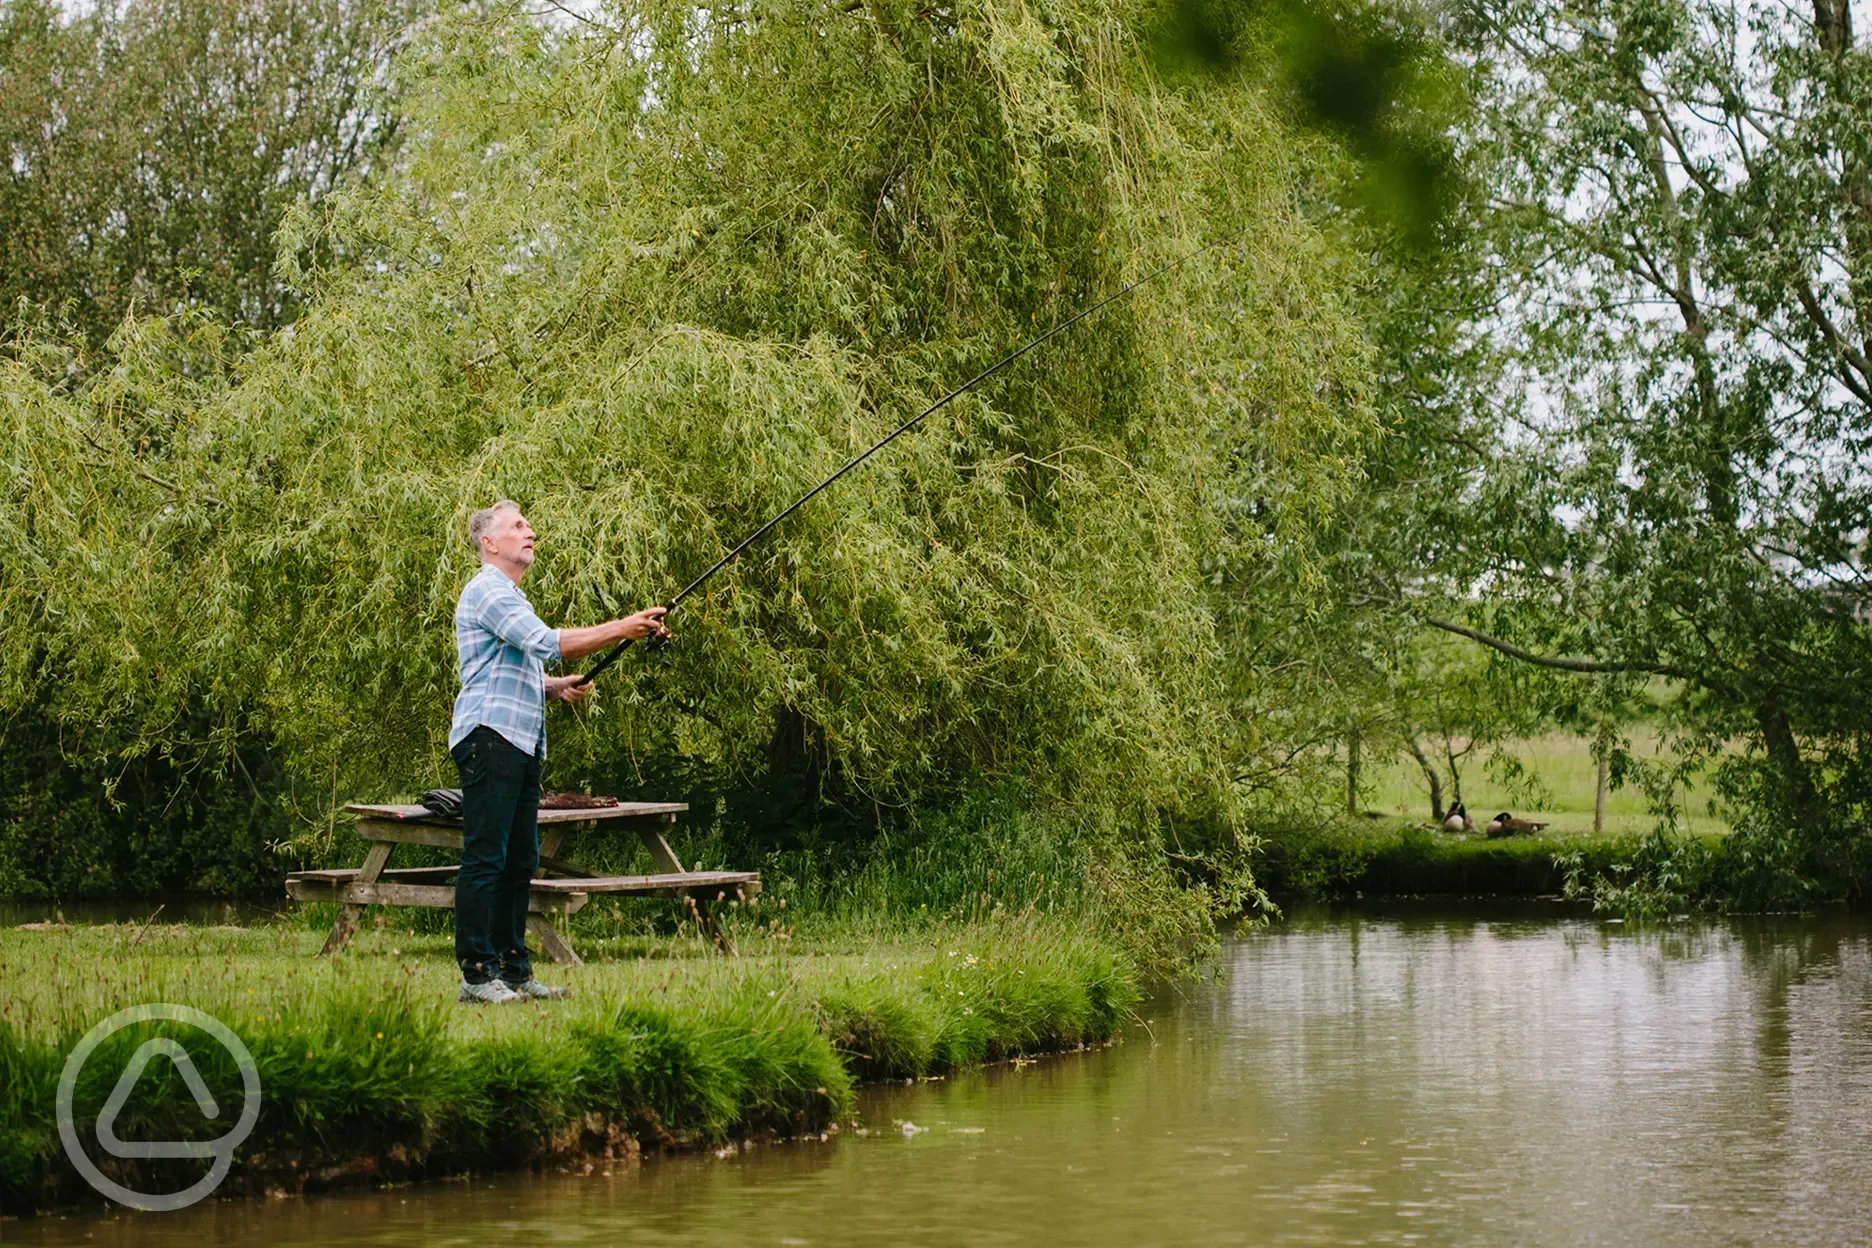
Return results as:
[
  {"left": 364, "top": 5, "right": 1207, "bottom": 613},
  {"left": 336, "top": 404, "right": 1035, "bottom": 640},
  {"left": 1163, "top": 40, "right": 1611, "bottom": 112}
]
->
[{"left": 576, "top": 227, "right": 1245, "bottom": 686}]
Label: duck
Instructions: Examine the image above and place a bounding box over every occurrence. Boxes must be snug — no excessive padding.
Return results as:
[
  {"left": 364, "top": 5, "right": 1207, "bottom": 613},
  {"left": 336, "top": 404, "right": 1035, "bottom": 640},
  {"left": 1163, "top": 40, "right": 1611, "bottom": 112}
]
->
[
  {"left": 1484, "top": 811, "right": 1548, "bottom": 837},
  {"left": 1441, "top": 801, "right": 1474, "bottom": 833}
]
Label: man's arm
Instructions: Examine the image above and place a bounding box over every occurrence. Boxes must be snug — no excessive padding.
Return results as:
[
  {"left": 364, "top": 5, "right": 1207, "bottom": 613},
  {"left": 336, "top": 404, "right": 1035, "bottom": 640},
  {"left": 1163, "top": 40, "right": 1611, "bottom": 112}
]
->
[
  {"left": 558, "top": 606, "right": 669, "bottom": 662},
  {"left": 477, "top": 580, "right": 667, "bottom": 666},
  {"left": 476, "top": 582, "right": 564, "bottom": 663}
]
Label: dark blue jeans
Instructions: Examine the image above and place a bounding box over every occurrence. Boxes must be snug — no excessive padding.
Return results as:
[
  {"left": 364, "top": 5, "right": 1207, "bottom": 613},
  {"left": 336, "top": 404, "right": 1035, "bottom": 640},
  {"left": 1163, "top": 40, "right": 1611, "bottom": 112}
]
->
[{"left": 450, "top": 725, "right": 540, "bottom": 986}]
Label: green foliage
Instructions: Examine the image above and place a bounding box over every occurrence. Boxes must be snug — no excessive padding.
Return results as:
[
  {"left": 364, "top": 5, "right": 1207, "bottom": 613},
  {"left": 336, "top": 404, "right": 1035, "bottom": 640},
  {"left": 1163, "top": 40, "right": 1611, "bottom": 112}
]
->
[
  {"left": 0, "top": 0, "right": 426, "bottom": 900},
  {"left": 1264, "top": 0, "right": 1469, "bottom": 250},
  {"left": 0, "top": 0, "right": 421, "bottom": 346},
  {"left": 715, "top": 785, "right": 1093, "bottom": 922},
  {"left": 1164, "top": 0, "right": 1505, "bottom": 850},
  {"left": 1249, "top": 815, "right": 1388, "bottom": 899},
  {"left": 1365, "top": 630, "right": 1574, "bottom": 819},
  {"left": 1555, "top": 834, "right": 1705, "bottom": 920},
  {"left": 1461, "top": 0, "right": 1872, "bottom": 890},
  {"left": 1, "top": 0, "right": 1374, "bottom": 915},
  {"left": 1312, "top": 0, "right": 1872, "bottom": 906},
  {"left": 1146, "top": 0, "right": 1469, "bottom": 248},
  {"left": 1556, "top": 754, "right": 1860, "bottom": 917},
  {"left": 727, "top": 784, "right": 1235, "bottom": 974},
  {"left": 0, "top": 701, "right": 298, "bottom": 900}
]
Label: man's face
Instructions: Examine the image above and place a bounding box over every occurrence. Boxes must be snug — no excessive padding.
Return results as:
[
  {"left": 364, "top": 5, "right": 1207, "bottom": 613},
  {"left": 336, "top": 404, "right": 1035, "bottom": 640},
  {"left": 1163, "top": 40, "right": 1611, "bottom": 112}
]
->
[{"left": 481, "top": 507, "right": 536, "bottom": 569}]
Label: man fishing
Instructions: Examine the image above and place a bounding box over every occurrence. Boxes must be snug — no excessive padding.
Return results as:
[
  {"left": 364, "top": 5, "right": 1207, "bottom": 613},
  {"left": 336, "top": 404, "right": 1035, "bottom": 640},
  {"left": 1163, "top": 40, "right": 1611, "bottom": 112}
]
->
[{"left": 450, "top": 500, "right": 669, "bottom": 1005}]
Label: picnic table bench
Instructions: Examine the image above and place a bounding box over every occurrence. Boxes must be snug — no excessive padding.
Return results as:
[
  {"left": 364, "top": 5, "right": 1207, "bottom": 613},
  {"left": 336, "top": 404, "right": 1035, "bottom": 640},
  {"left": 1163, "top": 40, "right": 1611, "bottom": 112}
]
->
[{"left": 285, "top": 800, "right": 760, "bottom": 963}]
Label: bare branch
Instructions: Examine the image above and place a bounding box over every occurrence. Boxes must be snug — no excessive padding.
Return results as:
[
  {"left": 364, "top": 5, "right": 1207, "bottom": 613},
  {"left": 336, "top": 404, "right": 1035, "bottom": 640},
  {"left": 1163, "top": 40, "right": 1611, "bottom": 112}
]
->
[
  {"left": 1637, "top": 80, "right": 1727, "bottom": 203},
  {"left": 1791, "top": 278, "right": 1872, "bottom": 397},
  {"left": 1423, "top": 615, "right": 1699, "bottom": 680}
]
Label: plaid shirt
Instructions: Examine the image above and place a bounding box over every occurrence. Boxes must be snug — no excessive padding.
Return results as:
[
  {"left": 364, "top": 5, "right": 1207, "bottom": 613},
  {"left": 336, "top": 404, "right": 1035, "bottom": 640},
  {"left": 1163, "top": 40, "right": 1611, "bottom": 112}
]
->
[{"left": 449, "top": 564, "right": 562, "bottom": 757}]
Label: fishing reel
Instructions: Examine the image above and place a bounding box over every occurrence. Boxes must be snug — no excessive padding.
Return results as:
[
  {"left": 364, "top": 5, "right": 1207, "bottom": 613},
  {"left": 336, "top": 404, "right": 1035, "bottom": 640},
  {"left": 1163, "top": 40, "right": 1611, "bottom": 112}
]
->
[
  {"left": 642, "top": 599, "right": 676, "bottom": 659},
  {"left": 586, "top": 591, "right": 675, "bottom": 680}
]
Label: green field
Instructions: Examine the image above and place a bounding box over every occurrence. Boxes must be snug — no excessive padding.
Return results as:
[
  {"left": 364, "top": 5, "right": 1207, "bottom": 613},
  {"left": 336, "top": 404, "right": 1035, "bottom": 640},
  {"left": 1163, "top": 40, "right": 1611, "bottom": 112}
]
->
[{"left": 1362, "top": 730, "right": 1732, "bottom": 841}]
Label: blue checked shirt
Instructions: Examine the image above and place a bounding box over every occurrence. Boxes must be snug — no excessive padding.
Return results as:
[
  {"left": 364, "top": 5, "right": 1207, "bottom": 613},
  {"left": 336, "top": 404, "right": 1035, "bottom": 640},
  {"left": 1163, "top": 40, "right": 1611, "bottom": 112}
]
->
[{"left": 449, "top": 564, "right": 563, "bottom": 757}]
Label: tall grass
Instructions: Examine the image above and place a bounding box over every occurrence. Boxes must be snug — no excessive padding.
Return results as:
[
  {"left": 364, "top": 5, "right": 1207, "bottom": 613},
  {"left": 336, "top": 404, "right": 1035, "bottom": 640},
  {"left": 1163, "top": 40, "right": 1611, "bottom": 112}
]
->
[
  {"left": 0, "top": 914, "right": 1137, "bottom": 1215},
  {"left": 296, "top": 784, "right": 1220, "bottom": 979}
]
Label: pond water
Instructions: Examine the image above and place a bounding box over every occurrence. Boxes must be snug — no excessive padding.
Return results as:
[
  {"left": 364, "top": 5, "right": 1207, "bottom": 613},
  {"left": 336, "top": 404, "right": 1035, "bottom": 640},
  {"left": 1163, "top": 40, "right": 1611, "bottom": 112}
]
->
[
  {"left": 16, "top": 908, "right": 1872, "bottom": 1247},
  {"left": 0, "top": 898, "right": 284, "bottom": 928}
]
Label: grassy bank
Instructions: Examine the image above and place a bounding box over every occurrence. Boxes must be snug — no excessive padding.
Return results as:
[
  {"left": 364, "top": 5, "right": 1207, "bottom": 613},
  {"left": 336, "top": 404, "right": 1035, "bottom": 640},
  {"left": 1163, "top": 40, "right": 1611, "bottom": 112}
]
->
[
  {"left": 0, "top": 915, "right": 1136, "bottom": 1216},
  {"left": 1254, "top": 819, "right": 1733, "bottom": 902},
  {"left": 1247, "top": 726, "right": 1738, "bottom": 903}
]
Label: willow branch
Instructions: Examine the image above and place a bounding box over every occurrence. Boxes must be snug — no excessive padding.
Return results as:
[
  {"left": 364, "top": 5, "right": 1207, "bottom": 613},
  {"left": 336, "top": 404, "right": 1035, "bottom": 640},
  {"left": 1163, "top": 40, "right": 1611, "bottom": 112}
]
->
[{"left": 77, "top": 426, "right": 220, "bottom": 507}]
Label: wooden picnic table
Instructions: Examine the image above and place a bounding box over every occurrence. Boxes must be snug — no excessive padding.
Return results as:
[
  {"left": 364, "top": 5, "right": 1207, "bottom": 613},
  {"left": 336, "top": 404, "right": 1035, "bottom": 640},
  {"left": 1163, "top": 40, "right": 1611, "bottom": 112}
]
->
[{"left": 285, "top": 801, "right": 759, "bottom": 963}]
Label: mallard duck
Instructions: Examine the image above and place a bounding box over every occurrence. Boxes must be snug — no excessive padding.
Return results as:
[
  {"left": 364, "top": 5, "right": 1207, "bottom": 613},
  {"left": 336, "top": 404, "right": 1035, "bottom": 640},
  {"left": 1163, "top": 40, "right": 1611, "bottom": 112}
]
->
[
  {"left": 1484, "top": 811, "right": 1548, "bottom": 837},
  {"left": 1442, "top": 801, "right": 1474, "bottom": 833}
]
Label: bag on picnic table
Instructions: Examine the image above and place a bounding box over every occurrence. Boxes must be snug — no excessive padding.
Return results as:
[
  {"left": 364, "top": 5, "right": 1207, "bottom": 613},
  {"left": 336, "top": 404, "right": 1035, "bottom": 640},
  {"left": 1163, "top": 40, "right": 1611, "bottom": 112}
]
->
[
  {"left": 539, "top": 792, "right": 621, "bottom": 810},
  {"left": 420, "top": 788, "right": 464, "bottom": 818}
]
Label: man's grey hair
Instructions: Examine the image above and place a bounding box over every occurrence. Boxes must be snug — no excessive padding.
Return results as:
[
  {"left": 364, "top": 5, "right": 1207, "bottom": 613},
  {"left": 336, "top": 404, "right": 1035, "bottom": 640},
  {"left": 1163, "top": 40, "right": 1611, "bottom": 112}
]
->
[{"left": 468, "top": 500, "right": 522, "bottom": 553}]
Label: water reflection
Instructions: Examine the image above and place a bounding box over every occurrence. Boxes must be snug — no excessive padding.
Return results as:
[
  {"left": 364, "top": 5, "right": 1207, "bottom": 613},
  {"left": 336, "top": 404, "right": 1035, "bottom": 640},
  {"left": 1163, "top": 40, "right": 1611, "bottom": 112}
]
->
[{"left": 15, "top": 911, "right": 1871, "bottom": 1247}]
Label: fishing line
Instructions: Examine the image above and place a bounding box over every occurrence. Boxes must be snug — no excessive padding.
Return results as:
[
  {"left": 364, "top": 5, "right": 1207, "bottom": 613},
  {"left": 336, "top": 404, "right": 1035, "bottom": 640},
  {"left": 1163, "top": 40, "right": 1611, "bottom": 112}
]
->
[{"left": 577, "top": 227, "right": 1246, "bottom": 686}]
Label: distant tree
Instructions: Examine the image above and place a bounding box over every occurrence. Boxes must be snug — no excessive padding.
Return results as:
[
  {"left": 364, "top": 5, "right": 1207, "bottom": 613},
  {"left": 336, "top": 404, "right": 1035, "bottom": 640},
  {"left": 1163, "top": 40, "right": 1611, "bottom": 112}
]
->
[
  {"left": 0, "top": 0, "right": 425, "bottom": 899},
  {"left": 1373, "top": 630, "right": 1564, "bottom": 822},
  {"left": 1418, "top": 0, "right": 1872, "bottom": 902},
  {"left": 0, "top": 0, "right": 422, "bottom": 345}
]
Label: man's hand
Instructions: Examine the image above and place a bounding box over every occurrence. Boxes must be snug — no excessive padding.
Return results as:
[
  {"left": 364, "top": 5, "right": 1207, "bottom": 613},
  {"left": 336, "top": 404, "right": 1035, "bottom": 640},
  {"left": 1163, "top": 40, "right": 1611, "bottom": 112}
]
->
[
  {"left": 620, "top": 605, "right": 670, "bottom": 642},
  {"left": 547, "top": 675, "right": 594, "bottom": 705},
  {"left": 556, "top": 604, "right": 673, "bottom": 662}
]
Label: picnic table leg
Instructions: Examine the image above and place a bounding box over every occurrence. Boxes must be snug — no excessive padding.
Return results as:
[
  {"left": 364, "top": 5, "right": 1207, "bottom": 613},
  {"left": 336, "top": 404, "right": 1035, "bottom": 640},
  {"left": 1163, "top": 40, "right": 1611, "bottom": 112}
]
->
[
  {"left": 524, "top": 822, "right": 592, "bottom": 965},
  {"left": 537, "top": 822, "right": 574, "bottom": 862},
  {"left": 320, "top": 840, "right": 392, "bottom": 956},
  {"left": 534, "top": 821, "right": 596, "bottom": 879},
  {"left": 635, "top": 819, "right": 737, "bottom": 955},
  {"left": 526, "top": 913, "right": 582, "bottom": 967},
  {"left": 636, "top": 816, "right": 686, "bottom": 874}
]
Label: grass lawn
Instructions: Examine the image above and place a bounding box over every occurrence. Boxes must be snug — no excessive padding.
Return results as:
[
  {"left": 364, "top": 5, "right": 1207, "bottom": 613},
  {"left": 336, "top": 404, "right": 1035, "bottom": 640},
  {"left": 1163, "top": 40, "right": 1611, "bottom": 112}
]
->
[
  {"left": 1362, "top": 729, "right": 1732, "bottom": 841},
  {"left": 0, "top": 916, "right": 1132, "bottom": 1057},
  {"left": 0, "top": 914, "right": 1137, "bottom": 1215}
]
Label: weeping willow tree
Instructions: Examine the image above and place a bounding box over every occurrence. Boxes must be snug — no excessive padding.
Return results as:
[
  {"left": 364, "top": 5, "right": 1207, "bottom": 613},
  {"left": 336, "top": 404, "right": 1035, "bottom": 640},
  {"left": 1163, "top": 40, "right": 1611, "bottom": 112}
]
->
[{"left": 0, "top": 0, "right": 1370, "bottom": 901}]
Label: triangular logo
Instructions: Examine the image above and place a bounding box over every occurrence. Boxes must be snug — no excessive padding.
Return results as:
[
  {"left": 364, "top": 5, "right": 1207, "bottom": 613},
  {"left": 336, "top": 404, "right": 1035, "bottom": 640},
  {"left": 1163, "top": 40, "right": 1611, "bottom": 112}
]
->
[{"left": 95, "top": 1038, "right": 222, "bottom": 1159}]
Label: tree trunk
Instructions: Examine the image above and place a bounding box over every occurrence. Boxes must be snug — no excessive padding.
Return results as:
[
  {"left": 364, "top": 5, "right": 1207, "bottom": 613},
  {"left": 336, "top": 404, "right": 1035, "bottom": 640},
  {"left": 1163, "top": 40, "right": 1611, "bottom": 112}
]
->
[
  {"left": 1812, "top": 0, "right": 1872, "bottom": 343},
  {"left": 1346, "top": 728, "right": 1361, "bottom": 817},
  {"left": 1757, "top": 700, "right": 1820, "bottom": 825},
  {"left": 1408, "top": 737, "right": 1445, "bottom": 822},
  {"left": 1594, "top": 722, "right": 1612, "bottom": 835}
]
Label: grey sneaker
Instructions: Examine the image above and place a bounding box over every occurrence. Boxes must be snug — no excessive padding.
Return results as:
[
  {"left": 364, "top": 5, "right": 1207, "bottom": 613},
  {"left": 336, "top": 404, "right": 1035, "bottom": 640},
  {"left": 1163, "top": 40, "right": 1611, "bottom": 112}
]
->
[
  {"left": 458, "top": 978, "right": 525, "bottom": 1005},
  {"left": 505, "top": 978, "right": 570, "bottom": 1000}
]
